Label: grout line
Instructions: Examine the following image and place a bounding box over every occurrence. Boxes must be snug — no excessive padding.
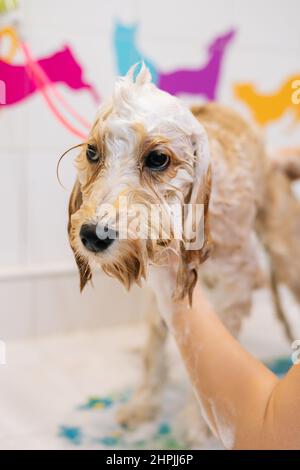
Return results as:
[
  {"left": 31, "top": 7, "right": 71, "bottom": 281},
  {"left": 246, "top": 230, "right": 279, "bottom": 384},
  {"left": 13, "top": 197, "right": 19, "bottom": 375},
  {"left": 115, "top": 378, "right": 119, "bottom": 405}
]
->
[{"left": 0, "top": 264, "right": 78, "bottom": 282}]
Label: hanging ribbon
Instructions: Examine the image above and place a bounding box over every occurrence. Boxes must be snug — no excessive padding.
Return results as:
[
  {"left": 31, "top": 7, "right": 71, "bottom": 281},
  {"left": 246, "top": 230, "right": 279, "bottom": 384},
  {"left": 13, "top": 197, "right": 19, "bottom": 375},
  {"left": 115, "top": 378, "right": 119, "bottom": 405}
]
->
[
  {"left": 0, "top": 26, "right": 18, "bottom": 62},
  {"left": 20, "top": 41, "right": 90, "bottom": 139}
]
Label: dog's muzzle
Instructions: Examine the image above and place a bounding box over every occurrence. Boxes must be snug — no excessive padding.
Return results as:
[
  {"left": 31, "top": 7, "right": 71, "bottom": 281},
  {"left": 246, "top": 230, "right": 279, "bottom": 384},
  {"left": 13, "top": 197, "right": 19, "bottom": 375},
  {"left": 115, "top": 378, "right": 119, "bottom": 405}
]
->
[{"left": 80, "top": 224, "right": 117, "bottom": 253}]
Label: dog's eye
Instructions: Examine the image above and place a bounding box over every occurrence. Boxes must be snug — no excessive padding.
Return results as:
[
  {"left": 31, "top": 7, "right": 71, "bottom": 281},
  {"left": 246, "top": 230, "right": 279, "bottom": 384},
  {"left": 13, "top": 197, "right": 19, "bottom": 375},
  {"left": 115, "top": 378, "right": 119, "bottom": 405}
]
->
[
  {"left": 145, "top": 151, "right": 170, "bottom": 171},
  {"left": 86, "top": 144, "right": 100, "bottom": 163}
]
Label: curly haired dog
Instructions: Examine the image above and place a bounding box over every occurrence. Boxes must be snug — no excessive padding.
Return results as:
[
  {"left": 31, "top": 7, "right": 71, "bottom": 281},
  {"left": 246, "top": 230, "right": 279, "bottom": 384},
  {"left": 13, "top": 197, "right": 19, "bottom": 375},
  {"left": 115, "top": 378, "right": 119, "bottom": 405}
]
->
[{"left": 67, "top": 65, "right": 300, "bottom": 444}]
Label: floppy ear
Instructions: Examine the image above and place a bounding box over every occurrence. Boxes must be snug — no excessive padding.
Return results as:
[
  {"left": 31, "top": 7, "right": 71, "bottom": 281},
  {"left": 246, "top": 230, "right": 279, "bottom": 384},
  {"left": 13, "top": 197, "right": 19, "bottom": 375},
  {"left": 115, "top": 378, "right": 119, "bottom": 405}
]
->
[
  {"left": 174, "top": 129, "right": 212, "bottom": 304},
  {"left": 68, "top": 180, "right": 92, "bottom": 291}
]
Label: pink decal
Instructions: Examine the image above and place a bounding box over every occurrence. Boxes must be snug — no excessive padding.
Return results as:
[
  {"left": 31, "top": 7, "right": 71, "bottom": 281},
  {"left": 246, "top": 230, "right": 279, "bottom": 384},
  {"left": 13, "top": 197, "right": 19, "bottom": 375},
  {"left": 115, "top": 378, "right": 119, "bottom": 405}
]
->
[{"left": 0, "top": 45, "right": 99, "bottom": 107}]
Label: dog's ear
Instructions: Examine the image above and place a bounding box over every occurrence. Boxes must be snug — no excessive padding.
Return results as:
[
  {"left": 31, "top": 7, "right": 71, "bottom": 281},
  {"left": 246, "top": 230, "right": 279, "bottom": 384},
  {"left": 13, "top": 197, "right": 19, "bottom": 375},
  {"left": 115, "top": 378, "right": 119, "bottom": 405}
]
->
[
  {"left": 68, "top": 180, "right": 92, "bottom": 291},
  {"left": 174, "top": 131, "right": 212, "bottom": 304}
]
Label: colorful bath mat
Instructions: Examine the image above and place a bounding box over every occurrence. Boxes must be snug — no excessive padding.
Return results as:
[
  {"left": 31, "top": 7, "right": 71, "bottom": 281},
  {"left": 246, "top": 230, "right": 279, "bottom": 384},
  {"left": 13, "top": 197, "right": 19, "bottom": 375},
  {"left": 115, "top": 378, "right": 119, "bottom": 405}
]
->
[
  {"left": 58, "top": 387, "right": 187, "bottom": 450},
  {"left": 58, "top": 356, "right": 293, "bottom": 450}
]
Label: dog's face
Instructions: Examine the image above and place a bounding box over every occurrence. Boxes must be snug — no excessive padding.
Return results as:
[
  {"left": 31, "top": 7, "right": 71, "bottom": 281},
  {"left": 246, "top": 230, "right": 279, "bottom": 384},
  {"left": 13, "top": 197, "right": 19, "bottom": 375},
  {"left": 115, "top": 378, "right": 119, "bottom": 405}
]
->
[{"left": 68, "top": 65, "right": 211, "bottom": 300}]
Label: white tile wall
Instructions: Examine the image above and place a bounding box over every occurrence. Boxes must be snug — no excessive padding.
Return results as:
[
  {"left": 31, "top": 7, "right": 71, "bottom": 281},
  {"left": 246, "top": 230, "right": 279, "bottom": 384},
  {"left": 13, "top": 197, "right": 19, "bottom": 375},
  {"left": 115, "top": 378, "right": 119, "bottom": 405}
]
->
[
  {"left": 0, "top": 0, "right": 299, "bottom": 338},
  {"left": 0, "top": 269, "right": 147, "bottom": 340},
  {"left": 26, "top": 150, "right": 73, "bottom": 265},
  {"left": 0, "top": 152, "right": 26, "bottom": 266},
  {"left": 0, "top": 278, "right": 34, "bottom": 338},
  {"left": 32, "top": 271, "right": 146, "bottom": 337}
]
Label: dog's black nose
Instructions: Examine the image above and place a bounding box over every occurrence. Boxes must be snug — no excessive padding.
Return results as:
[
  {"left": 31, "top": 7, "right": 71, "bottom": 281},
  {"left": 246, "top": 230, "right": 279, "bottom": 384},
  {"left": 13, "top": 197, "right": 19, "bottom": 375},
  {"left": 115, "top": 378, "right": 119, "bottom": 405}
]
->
[{"left": 80, "top": 224, "right": 116, "bottom": 253}]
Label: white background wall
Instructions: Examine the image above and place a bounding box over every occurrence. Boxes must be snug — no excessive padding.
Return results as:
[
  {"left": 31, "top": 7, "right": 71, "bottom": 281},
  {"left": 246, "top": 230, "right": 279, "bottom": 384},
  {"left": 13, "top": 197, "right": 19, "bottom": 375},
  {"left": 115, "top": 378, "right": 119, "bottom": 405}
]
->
[{"left": 0, "top": 0, "right": 299, "bottom": 339}]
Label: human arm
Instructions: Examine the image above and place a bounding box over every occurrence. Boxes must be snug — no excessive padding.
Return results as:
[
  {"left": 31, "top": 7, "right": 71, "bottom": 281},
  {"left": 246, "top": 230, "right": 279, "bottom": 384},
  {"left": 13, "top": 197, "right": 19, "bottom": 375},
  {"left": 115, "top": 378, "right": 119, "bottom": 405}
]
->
[{"left": 151, "top": 264, "right": 300, "bottom": 449}]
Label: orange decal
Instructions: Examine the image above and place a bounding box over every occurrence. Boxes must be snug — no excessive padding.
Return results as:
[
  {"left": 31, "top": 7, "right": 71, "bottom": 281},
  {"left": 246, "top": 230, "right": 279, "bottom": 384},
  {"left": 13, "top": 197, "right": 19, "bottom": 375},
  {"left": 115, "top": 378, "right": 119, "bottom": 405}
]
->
[{"left": 233, "top": 76, "right": 300, "bottom": 126}]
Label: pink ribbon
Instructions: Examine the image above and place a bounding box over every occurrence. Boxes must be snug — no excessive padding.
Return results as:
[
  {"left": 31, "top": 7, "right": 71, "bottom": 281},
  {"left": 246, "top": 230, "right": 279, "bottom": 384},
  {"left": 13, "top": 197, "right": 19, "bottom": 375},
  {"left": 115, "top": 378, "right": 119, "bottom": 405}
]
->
[{"left": 20, "top": 41, "right": 91, "bottom": 140}]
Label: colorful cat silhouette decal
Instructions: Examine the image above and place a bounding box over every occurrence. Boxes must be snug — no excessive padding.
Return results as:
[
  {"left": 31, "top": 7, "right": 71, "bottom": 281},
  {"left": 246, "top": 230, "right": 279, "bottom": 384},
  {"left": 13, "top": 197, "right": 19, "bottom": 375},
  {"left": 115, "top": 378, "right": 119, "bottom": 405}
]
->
[
  {"left": 114, "top": 22, "right": 158, "bottom": 83},
  {"left": 114, "top": 22, "right": 236, "bottom": 100},
  {"left": 234, "top": 76, "right": 300, "bottom": 126},
  {"left": 0, "top": 45, "right": 98, "bottom": 107}
]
